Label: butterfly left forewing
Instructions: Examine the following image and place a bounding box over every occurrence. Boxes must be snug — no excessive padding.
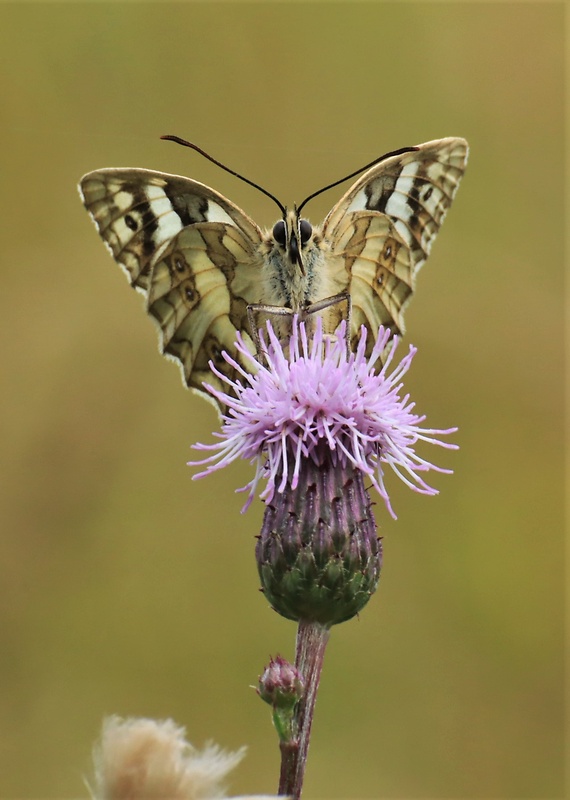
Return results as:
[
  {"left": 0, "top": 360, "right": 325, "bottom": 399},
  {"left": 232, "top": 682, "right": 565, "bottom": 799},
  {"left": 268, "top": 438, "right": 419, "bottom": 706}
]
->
[
  {"left": 79, "top": 169, "right": 265, "bottom": 411},
  {"left": 79, "top": 168, "right": 262, "bottom": 291},
  {"left": 320, "top": 137, "right": 468, "bottom": 347}
]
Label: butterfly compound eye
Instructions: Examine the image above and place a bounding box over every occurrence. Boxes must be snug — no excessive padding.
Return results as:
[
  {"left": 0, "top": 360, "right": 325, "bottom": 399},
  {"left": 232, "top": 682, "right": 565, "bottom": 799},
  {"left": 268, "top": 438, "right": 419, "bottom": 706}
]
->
[
  {"left": 273, "top": 220, "right": 286, "bottom": 246},
  {"left": 299, "top": 219, "right": 312, "bottom": 244}
]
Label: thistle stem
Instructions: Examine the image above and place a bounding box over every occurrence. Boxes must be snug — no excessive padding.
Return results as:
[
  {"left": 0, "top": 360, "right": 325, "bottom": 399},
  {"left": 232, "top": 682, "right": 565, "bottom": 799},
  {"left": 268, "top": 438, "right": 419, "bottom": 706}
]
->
[{"left": 278, "top": 620, "right": 330, "bottom": 799}]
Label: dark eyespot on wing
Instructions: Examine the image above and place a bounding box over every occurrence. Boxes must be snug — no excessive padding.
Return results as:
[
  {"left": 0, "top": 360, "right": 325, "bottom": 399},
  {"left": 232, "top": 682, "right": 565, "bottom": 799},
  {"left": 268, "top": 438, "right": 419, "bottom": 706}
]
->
[
  {"left": 115, "top": 183, "right": 160, "bottom": 260},
  {"left": 204, "top": 336, "right": 227, "bottom": 370},
  {"left": 181, "top": 276, "right": 201, "bottom": 311}
]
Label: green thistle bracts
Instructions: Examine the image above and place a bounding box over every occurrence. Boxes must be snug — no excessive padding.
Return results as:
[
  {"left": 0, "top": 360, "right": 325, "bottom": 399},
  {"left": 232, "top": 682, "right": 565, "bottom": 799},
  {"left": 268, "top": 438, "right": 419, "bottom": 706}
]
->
[{"left": 256, "top": 451, "right": 381, "bottom": 626}]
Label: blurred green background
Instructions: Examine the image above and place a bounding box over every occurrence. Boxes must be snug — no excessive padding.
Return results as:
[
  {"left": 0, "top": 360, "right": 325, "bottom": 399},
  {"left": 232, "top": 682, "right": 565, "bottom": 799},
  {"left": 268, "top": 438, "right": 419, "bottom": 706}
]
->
[{"left": 0, "top": 2, "right": 564, "bottom": 798}]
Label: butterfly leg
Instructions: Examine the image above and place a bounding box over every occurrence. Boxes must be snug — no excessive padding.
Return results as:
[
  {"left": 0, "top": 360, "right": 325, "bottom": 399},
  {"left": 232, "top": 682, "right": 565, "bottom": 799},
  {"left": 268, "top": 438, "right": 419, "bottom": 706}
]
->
[
  {"left": 247, "top": 303, "right": 295, "bottom": 358},
  {"left": 247, "top": 292, "right": 351, "bottom": 361},
  {"left": 302, "top": 292, "right": 352, "bottom": 356}
]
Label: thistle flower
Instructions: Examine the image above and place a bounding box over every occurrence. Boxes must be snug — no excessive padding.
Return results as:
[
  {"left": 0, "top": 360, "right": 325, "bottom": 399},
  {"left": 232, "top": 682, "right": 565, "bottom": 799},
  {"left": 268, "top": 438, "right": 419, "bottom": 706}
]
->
[
  {"left": 191, "top": 317, "right": 457, "bottom": 520},
  {"left": 191, "top": 318, "right": 457, "bottom": 626}
]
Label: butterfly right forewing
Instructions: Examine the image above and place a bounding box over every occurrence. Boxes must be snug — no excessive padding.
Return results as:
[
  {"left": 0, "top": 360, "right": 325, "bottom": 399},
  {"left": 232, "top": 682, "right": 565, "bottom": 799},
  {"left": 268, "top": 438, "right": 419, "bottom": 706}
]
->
[{"left": 321, "top": 137, "right": 468, "bottom": 348}]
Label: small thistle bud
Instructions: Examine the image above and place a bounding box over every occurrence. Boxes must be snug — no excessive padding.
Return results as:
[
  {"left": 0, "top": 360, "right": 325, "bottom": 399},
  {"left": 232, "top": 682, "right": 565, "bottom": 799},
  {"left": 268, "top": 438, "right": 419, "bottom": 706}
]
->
[
  {"left": 258, "top": 656, "right": 304, "bottom": 744},
  {"left": 256, "top": 446, "right": 381, "bottom": 625},
  {"left": 258, "top": 655, "right": 304, "bottom": 709}
]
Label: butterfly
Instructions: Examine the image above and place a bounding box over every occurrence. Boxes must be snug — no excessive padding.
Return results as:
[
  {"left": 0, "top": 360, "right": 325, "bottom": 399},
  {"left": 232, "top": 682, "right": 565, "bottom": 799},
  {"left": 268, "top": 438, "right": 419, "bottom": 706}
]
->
[{"left": 79, "top": 136, "right": 468, "bottom": 412}]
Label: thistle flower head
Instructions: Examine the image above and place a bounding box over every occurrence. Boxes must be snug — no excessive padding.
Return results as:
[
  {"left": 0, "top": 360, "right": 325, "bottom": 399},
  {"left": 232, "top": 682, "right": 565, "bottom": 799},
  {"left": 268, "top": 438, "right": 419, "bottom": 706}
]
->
[{"left": 191, "top": 317, "right": 457, "bottom": 520}]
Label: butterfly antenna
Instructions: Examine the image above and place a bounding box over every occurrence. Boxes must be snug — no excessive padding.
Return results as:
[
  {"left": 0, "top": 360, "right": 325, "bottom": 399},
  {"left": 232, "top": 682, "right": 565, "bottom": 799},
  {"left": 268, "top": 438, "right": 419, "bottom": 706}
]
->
[
  {"left": 296, "top": 145, "right": 420, "bottom": 214},
  {"left": 161, "top": 135, "right": 287, "bottom": 216}
]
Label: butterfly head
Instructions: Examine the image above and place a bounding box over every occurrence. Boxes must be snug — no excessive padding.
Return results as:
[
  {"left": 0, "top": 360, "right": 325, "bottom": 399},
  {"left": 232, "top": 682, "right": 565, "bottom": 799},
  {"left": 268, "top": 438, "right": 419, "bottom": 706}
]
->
[{"left": 272, "top": 208, "right": 313, "bottom": 276}]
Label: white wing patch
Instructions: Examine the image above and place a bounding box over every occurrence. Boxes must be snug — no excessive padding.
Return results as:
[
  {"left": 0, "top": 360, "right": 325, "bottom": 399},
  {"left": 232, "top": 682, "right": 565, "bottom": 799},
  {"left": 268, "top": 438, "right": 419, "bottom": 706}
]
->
[
  {"left": 203, "top": 202, "right": 239, "bottom": 226},
  {"left": 384, "top": 160, "right": 420, "bottom": 226},
  {"left": 146, "top": 185, "right": 184, "bottom": 241}
]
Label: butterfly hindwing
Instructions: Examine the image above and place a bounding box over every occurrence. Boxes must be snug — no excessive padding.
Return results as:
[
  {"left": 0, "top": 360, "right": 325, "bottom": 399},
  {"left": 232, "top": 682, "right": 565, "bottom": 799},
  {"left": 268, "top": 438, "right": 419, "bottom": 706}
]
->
[
  {"left": 145, "top": 221, "right": 264, "bottom": 398},
  {"left": 328, "top": 212, "right": 414, "bottom": 346}
]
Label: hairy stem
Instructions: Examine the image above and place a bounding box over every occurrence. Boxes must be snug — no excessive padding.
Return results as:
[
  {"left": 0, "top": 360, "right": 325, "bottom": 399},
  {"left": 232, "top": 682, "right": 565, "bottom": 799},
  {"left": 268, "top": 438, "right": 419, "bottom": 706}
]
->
[{"left": 278, "top": 620, "right": 330, "bottom": 799}]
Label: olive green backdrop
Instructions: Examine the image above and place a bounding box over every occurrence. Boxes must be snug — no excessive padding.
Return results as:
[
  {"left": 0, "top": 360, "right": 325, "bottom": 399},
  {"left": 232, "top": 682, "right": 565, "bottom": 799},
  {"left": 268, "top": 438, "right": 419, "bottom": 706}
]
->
[{"left": 0, "top": 2, "right": 564, "bottom": 798}]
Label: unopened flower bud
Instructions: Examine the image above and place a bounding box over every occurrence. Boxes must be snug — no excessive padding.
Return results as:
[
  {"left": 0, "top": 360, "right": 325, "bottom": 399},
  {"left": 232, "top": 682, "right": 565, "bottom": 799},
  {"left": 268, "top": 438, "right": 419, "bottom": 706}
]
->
[
  {"left": 256, "top": 445, "right": 381, "bottom": 626},
  {"left": 258, "top": 656, "right": 304, "bottom": 709},
  {"left": 257, "top": 656, "right": 304, "bottom": 744}
]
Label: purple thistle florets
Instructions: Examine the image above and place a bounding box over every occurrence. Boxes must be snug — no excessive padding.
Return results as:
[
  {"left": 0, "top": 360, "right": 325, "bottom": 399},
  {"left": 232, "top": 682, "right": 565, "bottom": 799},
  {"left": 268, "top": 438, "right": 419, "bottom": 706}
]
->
[{"left": 190, "top": 317, "right": 457, "bottom": 520}]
